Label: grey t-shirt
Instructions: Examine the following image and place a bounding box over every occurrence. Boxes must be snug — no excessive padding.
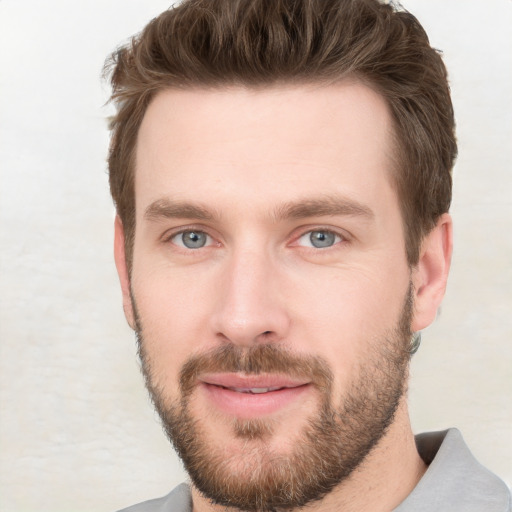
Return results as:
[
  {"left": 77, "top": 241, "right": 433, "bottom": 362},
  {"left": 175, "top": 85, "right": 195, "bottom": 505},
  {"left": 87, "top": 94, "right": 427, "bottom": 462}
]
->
[{"left": 117, "top": 429, "right": 511, "bottom": 512}]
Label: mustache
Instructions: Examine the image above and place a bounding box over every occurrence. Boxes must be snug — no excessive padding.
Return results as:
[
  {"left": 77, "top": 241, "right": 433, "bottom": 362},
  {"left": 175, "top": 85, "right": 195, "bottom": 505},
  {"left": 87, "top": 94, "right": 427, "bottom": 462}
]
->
[{"left": 178, "top": 344, "right": 333, "bottom": 398}]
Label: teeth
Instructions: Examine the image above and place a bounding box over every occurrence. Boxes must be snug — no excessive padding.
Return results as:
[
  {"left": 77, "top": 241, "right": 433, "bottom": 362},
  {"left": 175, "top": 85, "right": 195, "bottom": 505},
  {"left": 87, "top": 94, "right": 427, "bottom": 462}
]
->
[
  {"left": 228, "top": 386, "right": 282, "bottom": 394},
  {"left": 250, "top": 387, "right": 272, "bottom": 394}
]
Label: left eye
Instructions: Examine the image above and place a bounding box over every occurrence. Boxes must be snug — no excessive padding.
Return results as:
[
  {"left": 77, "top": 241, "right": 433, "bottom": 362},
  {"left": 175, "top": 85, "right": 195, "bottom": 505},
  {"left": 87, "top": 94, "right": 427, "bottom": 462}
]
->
[
  {"left": 171, "top": 230, "right": 212, "bottom": 249},
  {"left": 298, "top": 230, "right": 341, "bottom": 249}
]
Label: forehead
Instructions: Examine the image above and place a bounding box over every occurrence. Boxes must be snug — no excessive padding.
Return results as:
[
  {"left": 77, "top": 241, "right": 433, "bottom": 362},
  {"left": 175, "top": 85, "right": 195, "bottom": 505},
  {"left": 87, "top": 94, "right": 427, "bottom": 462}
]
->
[{"left": 134, "top": 82, "right": 396, "bottom": 214}]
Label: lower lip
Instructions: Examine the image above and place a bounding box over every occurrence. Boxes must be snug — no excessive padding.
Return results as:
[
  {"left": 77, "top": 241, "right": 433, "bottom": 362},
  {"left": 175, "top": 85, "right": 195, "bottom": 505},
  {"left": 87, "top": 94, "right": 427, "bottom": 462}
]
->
[{"left": 200, "top": 383, "right": 311, "bottom": 419}]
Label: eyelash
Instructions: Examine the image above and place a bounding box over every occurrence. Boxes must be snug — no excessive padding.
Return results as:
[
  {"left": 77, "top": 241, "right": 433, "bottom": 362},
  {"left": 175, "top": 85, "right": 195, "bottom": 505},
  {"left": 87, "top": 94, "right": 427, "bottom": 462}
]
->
[
  {"left": 161, "top": 226, "right": 348, "bottom": 251},
  {"left": 162, "top": 226, "right": 216, "bottom": 247},
  {"left": 296, "top": 229, "right": 344, "bottom": 249}
]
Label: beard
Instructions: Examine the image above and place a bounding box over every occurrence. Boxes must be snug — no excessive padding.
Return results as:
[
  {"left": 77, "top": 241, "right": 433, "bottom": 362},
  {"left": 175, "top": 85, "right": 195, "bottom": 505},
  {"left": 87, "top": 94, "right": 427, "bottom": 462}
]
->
[{"left": 133, "top": 286, "right": 413, "bottom": 512}]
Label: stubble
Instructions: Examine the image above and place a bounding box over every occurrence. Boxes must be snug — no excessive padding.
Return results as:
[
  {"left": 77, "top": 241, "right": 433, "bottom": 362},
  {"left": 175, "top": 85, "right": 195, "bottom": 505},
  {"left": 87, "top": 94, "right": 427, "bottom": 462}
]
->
[{"left": 133, "top": 286, "right": 413, "bottom": 511}]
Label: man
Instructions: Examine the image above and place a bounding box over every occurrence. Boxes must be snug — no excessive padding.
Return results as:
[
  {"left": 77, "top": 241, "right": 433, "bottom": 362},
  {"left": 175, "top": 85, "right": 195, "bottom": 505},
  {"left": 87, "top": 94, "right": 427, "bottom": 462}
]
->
[{"left": 105, "top": 0, "right": 511, "bottom": 511}]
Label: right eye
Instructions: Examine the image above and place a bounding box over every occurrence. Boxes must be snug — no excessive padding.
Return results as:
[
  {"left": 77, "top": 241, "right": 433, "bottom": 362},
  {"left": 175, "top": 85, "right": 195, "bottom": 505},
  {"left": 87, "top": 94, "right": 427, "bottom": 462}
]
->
[{"left": 171, "top": 230, "right": 212, "bottom": 249}]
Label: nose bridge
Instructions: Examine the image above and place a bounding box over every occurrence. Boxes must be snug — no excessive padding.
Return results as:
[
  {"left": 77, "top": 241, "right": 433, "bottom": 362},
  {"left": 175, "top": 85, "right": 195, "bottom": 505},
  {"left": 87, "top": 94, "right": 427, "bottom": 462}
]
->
[{"left": 212, "top": 242, "right": 289, "bottom": 346}]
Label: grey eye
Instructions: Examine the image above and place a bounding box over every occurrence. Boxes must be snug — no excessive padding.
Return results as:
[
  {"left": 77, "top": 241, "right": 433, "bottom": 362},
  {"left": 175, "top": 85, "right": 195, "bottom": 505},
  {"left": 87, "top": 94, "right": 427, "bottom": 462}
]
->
[
  {"left": 308, "top": 230, "right": 337, "bottom": 248},
  {"left": 177, "top": 231, "right": 209, "bottom": 249}
]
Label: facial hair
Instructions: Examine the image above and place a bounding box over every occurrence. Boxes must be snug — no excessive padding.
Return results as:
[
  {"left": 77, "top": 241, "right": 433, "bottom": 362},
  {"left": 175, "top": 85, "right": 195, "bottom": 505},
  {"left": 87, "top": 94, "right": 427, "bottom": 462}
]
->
[{"left": 134, "top": 286, "right": 413, "bottom": 512}]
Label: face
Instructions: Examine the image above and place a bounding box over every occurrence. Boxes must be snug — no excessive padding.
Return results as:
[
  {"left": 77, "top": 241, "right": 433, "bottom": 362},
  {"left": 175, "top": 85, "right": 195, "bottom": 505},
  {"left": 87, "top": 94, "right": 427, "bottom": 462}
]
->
[{"left": 119, "top": 82, "right": 421, "bottom": 510}]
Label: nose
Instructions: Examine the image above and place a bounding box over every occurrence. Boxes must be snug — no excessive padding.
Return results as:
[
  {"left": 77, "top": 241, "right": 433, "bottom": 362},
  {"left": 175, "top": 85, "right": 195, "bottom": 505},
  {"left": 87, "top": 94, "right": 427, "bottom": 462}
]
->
[{"left": 210, "top": 248, "right": 291, "bottom": 347}]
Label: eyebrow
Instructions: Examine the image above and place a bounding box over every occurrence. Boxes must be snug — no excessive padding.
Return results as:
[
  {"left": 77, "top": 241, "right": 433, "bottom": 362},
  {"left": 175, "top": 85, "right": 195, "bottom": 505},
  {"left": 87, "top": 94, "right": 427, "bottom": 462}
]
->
[
  {"left": 144, "top": 199, "right": 217, "bottom": 222},
  {"left": 272, "top": 195, "right": 375, "bottom": 222},
  {"left": 143, "top": 194, "right": 374, "bottom": 224}
]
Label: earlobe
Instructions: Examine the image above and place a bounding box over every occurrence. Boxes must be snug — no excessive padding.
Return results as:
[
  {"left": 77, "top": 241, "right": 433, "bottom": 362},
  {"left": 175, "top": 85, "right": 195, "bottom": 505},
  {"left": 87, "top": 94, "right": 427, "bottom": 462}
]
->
[
  {"left": 411, "top": 213, "right": 453, "bottom": 332},
  {"left": 114, "top": 215, "right": 136, "bottom": 330}
]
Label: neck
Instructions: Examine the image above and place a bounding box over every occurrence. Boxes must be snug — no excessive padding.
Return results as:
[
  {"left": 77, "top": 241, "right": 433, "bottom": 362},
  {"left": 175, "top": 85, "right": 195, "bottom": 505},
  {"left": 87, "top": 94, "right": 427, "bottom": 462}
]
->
[{"left": 191, "top": 399, "right": 426, "bottom": 512}]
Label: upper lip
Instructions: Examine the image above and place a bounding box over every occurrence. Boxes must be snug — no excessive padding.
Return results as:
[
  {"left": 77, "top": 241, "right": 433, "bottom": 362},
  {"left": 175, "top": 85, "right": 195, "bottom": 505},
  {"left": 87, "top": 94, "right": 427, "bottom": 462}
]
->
[{"left": 199, "top": 373, "right": 310, "bottom": 391}]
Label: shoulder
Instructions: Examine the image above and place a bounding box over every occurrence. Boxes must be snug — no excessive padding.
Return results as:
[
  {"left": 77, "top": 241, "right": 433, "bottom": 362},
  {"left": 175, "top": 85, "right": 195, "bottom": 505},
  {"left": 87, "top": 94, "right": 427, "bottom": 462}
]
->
[{"left": 116, "top": 483, "right": 192, "bottom": 512}]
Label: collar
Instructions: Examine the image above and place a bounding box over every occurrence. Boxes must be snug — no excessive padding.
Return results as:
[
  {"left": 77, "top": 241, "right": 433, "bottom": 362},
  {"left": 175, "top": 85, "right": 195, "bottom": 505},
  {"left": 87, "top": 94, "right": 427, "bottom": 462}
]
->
[{"left": 393, "top": 428, "right": 511, "bottom": 512}]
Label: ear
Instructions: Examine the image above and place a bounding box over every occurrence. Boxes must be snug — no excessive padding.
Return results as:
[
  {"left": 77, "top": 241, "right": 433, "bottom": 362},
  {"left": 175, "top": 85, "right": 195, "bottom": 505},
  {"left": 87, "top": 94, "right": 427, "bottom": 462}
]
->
[
  {"left": 114, "top": 215, "right": 136, "bottom": 330},
  {"left": 411, "top": 213, "right": 453, "bottom": 332}
]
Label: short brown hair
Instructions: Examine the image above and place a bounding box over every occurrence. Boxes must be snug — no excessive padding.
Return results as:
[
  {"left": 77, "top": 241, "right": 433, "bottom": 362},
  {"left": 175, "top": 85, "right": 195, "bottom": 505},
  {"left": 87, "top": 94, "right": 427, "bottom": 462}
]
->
[{"left": 105, "top": 0, "right": 456, "bottom": 267}]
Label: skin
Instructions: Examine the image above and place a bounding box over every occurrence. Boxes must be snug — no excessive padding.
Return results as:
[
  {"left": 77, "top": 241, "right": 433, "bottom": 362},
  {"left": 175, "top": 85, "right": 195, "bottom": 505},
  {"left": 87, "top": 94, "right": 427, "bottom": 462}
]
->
[{"left": 114, "top": 81, "right": 452, "bottom": 512}]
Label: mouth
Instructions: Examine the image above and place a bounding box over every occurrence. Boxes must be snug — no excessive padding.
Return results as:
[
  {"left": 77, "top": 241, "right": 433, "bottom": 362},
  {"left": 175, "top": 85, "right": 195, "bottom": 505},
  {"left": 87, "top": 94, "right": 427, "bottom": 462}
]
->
[
  {"left": 220, "top": 386, "right": 287, "bottom": 394},
  {"left": 198, "top": 373, "right": 311, "bottom": 418}
]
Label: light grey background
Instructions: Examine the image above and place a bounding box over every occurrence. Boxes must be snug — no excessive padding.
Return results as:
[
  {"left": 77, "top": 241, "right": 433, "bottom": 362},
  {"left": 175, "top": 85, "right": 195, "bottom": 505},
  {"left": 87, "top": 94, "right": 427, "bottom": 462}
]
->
[{"left": 0, "top": 1, "right": 510, "bottom": 511}]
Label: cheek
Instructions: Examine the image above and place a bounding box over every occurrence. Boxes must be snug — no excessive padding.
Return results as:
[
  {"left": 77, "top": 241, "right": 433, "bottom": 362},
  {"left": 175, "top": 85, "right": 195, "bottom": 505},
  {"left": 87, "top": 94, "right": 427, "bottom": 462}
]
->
[
  {"left": 289, "top": 276, "right": 371, "bottom": 381},
  {"left": 291, "top": 263, "right": 405, "bottom": 330},
  {"left": 287, "top": 263, "right": 409, "bottom": 376},
  {"left": 131, "top": 267, "right": 215, "bottom": 387}
]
